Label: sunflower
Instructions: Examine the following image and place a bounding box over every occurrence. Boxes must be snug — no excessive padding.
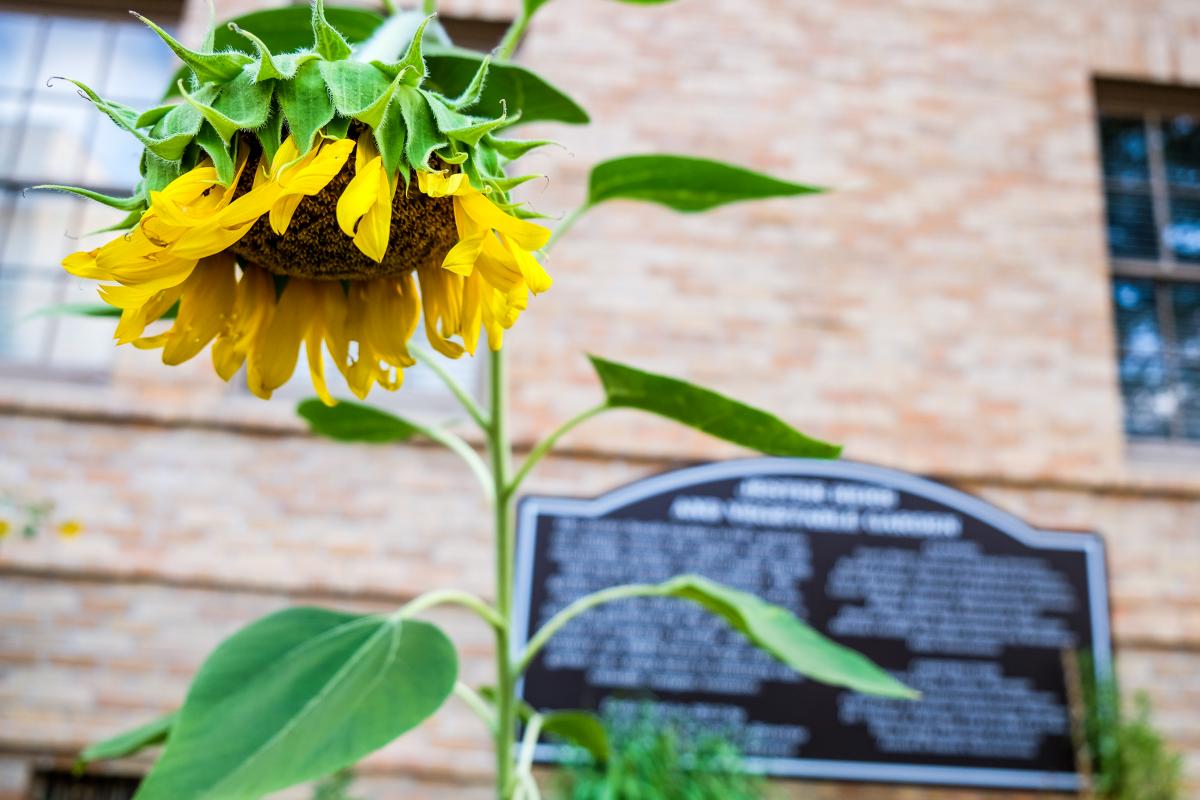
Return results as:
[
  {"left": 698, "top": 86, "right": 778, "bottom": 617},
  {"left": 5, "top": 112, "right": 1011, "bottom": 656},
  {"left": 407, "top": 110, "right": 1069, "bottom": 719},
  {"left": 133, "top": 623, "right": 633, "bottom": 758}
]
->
[{"left": 48, "top": 3, "right": 552, "bottom": 403}]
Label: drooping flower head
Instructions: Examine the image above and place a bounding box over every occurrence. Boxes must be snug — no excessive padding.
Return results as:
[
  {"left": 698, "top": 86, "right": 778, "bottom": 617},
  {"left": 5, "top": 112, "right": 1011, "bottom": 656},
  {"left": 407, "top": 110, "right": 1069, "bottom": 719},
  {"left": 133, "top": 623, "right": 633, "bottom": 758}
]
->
[{"left": 49, "top": 2, "right": 553, "bottom": 403}]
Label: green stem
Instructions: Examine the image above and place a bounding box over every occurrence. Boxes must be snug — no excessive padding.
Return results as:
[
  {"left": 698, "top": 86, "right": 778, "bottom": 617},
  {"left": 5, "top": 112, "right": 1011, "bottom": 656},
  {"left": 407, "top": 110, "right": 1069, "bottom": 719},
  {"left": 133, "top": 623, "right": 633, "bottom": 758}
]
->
[
  {"left": 413, "top": 345, "right": 490, "bottom": 432},
  {"left": 514, "top": 583, "right": 662, "bottom": 676},
  {"left": 508, "top": 404, "right": 606, "bottom": 496},
  {"left": 546, "top": 205, "right": 586, "bottom": 251},
  {"left": 454, "top": 682, "right": 498, "bottom": 733},
  {"left": 397, "top": 588, "right": 506, "bottom": 632},
  {"left": 422, "top": 0, "right": 437, "bottom": 16},
  {"left": 496, "top": 11, "right": 530, "bottom": 61},
  {"left": 488, "top": 346, "right": 517, "bottom": 800},
  {"left": 514, "top": 713, "right": 545, "bottom": 798},
  {"left": 419, "top": 424, "right": 494, "bottom": 503}
]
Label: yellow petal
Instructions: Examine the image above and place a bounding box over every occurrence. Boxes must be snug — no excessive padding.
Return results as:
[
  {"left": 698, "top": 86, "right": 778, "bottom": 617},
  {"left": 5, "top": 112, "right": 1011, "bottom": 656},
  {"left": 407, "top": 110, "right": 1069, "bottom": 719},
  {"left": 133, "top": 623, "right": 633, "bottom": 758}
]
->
[
  {"left": 212, "top": 265, "right": 276, "bottom": 381},
  {"left": 336, "top": 157, "right": 383, "bottom": 237},
  {"left": 249, "top": 278, "right": 315, "bottom": 392},
  {"left": 500, "top": 233, "right": 553, "bottom": 294},
  {"left": 160, "top": 253, "right": 237, "bottom": 366},
  {"left": 457, "top": 191, "right": 551, "bottom": 251}
]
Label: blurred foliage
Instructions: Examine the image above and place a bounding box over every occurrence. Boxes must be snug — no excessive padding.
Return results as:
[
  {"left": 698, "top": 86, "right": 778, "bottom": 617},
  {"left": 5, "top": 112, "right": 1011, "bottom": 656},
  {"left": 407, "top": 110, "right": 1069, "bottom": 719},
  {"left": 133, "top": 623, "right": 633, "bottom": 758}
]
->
[
  {"left": 554, "top": 708, "right": 768, "bottom": 800},
  {"left": 1080, "top": 656, "right": 1183, "bottom": 800},
  {"left": 311, "top": 769, "right": 364, "bottom": 800},
  {"left": 0, "top": 489, "right": 81, "bottom": 541}
]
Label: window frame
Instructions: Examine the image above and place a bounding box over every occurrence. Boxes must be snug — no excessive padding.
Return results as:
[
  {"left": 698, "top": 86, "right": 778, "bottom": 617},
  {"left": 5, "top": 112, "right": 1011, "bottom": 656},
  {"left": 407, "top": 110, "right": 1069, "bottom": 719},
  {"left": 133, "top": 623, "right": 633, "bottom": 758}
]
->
[{"left": 1096, "top": 78, "right": 1200, "bottom": 444}]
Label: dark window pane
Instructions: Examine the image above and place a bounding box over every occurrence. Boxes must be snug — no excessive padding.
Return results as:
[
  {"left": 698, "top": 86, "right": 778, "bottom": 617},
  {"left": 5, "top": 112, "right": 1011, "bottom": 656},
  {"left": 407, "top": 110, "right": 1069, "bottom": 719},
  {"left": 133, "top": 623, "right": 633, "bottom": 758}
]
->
[
  {"left": 1163, "top": 115, "right": 1200, "bottom": 188},
  {"left": 1113, "top": 279, "right": 1173, "bottom": 438},
  {"left": 1166, "top": 192, "right": 1200, "bottom": 262},
  {"left": 1172, "top": 284, "right": 1200, "bottom": 440},
  {"left": 1100, "top": 116, "right": 1150, "bottom": 182},
  {"left": 1105, "top": 188, "right": 1159, "bottom": 259}
]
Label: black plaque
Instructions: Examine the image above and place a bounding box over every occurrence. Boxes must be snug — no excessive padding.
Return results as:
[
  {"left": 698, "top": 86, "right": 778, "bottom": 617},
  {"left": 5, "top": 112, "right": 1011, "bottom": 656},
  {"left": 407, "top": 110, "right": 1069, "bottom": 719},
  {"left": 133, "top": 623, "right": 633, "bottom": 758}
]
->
[{"left": 512, "top": 458, "right": 1111, "bottom": 791}]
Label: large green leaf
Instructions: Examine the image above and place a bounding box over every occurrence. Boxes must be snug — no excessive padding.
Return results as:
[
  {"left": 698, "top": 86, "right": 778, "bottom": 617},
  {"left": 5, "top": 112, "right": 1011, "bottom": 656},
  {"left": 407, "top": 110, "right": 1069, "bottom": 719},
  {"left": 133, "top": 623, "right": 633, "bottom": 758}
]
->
[
  {"left": 297, "top": 398, "right": 421, "bottom": 444},
  {"left": 134, "top": 607, "right": 457, "bottom": 800},
  {"left": 587, "top": 154, "right": 823, "bottom": 212},
  {"left": 659, "top": 575, "right": 917, "bottom": 698},
  {"left": 541, "top": 711, "right": 610, "bottom": 762},
  {"left": 587, "top": 355, "right": 841, "bottom": 458},
  {"left": 425, "top": 48, "right": 588, "bottom": 126},
  {"left": 77, "top": 712, "right": 175, "bottom": 767}
]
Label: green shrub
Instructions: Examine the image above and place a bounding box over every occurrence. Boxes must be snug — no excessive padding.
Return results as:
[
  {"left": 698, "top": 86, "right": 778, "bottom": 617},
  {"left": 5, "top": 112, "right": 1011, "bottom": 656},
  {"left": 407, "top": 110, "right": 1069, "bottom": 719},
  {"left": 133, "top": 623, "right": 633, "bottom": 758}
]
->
[{"left": 554, "top": 709, "right": 768, "bottom": 800}]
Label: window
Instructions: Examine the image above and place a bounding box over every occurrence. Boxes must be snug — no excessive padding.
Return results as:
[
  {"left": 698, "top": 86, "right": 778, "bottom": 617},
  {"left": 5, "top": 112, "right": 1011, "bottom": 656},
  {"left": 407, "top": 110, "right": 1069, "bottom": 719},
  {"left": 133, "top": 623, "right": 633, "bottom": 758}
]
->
[
  {"left": 30, "top": 770, "right": 140, "bottom": 800},
  {"left": 0, "top": 5, "right": 178, "bottom": 376},
  {"left": 1097, "top": 81, "right": 1200, "bottom": 442}
]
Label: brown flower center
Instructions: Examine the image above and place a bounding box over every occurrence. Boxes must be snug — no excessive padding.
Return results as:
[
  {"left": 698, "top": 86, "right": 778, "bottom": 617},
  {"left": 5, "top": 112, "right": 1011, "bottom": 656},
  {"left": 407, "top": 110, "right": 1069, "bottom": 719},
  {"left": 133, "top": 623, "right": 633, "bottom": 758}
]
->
[{"left": 227, "top": 142, "right": 459, "bottom": 281}]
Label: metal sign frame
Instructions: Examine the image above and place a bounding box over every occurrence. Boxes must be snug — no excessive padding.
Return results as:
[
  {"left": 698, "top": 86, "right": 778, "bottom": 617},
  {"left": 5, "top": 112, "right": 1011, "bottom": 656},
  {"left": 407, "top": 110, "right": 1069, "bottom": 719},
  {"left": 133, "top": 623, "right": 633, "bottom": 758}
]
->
[{"left": 512, "top": 458, "right": 1112, "bottom": 791}]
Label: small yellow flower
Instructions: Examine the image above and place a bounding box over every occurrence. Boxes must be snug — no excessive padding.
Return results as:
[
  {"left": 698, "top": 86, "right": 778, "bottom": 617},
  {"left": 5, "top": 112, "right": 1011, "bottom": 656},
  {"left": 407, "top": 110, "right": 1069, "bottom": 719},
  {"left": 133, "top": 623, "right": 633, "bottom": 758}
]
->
[
  {"left": 0, "top": 519, "right": 9, "bottom": 539},
  {"left": 57, "top": 520, "right": 83, "bottom": 538}
]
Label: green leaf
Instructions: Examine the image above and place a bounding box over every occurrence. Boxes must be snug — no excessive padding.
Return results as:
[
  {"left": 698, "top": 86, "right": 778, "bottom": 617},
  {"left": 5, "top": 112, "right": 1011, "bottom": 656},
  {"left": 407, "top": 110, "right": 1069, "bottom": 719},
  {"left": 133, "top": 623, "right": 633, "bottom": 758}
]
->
[
  {"left": 31, "top": 302, "right": 177, "bottom": 320},
  {"left": 425, "top": 48, "right": 588, "bottom": 126},
  {"left": 134, "top": 12, "right": 250, "bottom": 84},
  {"left": 297, "top": 398, "right": 421, "bottom": 443},
  {"left": 312, "top": 0, "right": 354, "bottom": 61},
  {"left": 587, "top": 154, "right": 824, "bottom": 212},
  {"left": 659, "top": 575, "right": 917, "bottom": 698},
  {"left": 320, "top": 60, "right": 391, "bottom": 118},
  {"left": 374, "top": 97, "right": 409, "bottom": 178},
  {"left": 133, "top": 607, "right": 457, "bottom": 800},
  {"left": 212, "top": 68, "right": 274, "bottom": 131},
  {"left": 478, "top": 687, "right": 609, "bottom": 763},
  {"left": 78, "top": 712, "right": 175, "bottom": 767},
  {"left": 486, "top": 136, "right": 554, "bottom": 162},
  {"left": 385, "top": 14, "right": 435, "bottom": 84},
  {"left": 277, "top": 60, "right": 335, "bottom": 155},
  {"left": 587, "top": 355, "right": 841, "bottom": 458},
  {"left": 227, "top": 23, "right": 311, "bottom": 82},
  {"left": 32, "top": 185, "right": 145, "bottom": 211},
  {"left": 541, "top": 711, "right": 609, "bottom": 762},
  {"left": 135, "top": 104, "right": 176, "bottom": 129},
  {"left": 257, "top": 105, "right": 285, "bottom": 166}
]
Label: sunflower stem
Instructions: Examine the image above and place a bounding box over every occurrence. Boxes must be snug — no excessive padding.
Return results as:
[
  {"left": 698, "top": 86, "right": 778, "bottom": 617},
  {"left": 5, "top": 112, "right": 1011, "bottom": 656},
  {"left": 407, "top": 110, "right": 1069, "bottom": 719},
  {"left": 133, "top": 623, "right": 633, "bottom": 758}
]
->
[
  {"left": 397, "top": 588, "right": 506, "bottom": 632},
  {"left": 487, "top": 346, "right": 518, "bottom": 800},
  {"left": 496, "top": 11, "right": 529, "bottom": 61},
  {"left": 413, "top": 345, "right": 491, "bottom": 432},
  {"left": 508, "top": 403, "right": 606, "bottom": 496}
]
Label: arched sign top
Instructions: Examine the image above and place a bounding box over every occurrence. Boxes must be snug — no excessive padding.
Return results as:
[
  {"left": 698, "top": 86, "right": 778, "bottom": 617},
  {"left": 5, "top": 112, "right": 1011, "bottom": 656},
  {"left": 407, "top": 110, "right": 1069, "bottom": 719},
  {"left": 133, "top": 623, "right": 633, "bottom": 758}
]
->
[{"left": 513, "top": 458, "right": 1112, "bottom": 792}]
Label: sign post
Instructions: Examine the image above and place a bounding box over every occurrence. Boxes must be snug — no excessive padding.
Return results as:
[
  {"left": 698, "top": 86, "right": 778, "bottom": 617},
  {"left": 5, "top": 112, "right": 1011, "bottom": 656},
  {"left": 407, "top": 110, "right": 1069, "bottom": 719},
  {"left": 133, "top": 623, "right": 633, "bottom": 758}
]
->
[{"left": 513, "top": 459, "right": 1111, "bottom": 791}]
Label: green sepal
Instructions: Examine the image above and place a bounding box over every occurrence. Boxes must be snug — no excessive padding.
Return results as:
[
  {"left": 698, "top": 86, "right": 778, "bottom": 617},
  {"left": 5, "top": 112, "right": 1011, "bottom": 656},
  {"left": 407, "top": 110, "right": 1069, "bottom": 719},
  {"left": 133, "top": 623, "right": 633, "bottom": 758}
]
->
[
  {"left": 320, "top": 60, "right": 391, "bottom": 118},
  {"left": 397, "top": 88, "right": 445, "bottom": 169},
  {"left": 135, "top": 104, "right": 176, "bottom": 129},
  {"left": 257, "top": 104, "right": 285, "bottom": 166},
  {"left": 195, "top": 122, "right": 235, "bottom": 185},
  {"left": 32, "top": 184, "right": 146, "bottom": 211},
  {"left": 438, "top": 149, "right": 468, "bottom": 165},
  {"left": 354, "top": 68, "right": 415, "bottom": 130},
  {"left": 228, "top": 23, "right": 313, "bottom": 82},
  {"left": 372, "top": 14, "right": 434, "bottom": 85},
  {"left": 486, "top": 135, "right": 554, "bottom": 162},
  {"left": 486, "top": 174, "right": 542, "bottom": 192},
  {"left": 312, "top": 0, "right": 353, "bottom": 61},
  {"left": 447, "top": 55, "right": 490, "bottom": 111},
  {"left": 178, "top": 68, "right": 271, "bottom": 145},
  {"left": 89, "top": 208, "right": 147, "bottom": 234},
  {"left": 278, "top": 59, "right": 335, "bottom": 155},
  {"left": 324, "top": 115, "right": 353, "bottom": 140},
  {"left": 141, "top": 152, "right": 185, "bottom": 193},
  {"left": 134, "top": 12, "right": 250, "bottom": 84},
  {"left": 425, "top": 48, "right": 588, "bottom": 126},
  {"left": 445, "top": 107, "right": 516, "bottom": 148},
  {"left": 374, "top": 97, "right": 409, "bottom": 179},
  {"left": 66, "top": 79, "right": 194, "bottom": 162}
]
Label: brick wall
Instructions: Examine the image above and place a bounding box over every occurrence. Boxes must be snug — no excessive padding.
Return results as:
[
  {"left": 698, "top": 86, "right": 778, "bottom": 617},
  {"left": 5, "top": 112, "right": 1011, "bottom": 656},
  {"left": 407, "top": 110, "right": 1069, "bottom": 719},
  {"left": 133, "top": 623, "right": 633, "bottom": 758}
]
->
[{"left": 2, "top": 0, "right": 1199, "bottom": 797}]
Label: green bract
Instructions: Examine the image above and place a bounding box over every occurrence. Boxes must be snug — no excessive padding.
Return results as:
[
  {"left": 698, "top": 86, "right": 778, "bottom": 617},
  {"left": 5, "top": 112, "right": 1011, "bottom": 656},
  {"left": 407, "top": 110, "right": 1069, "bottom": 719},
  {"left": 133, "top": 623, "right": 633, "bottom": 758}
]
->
[{"left": 45, "top": 0, "right": 576, "bottom": 226}]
